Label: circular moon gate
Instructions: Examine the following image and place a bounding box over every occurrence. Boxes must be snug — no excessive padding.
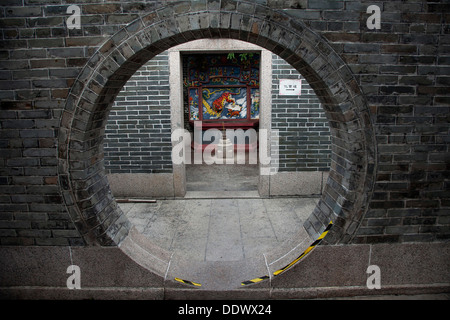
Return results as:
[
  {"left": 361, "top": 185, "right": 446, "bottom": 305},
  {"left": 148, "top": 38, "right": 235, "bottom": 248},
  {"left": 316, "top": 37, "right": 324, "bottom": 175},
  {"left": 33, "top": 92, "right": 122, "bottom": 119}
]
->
[{"left": 57, "top": 1, "right": 376, "bottom": 288}]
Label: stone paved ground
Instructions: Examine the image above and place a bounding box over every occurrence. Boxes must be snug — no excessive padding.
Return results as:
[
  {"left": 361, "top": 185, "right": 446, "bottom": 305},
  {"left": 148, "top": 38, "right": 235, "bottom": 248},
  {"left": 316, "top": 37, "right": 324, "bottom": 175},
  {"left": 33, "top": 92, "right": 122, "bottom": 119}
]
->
[{"left": 120, "top": 197, "right": 318, "bottom": 262}]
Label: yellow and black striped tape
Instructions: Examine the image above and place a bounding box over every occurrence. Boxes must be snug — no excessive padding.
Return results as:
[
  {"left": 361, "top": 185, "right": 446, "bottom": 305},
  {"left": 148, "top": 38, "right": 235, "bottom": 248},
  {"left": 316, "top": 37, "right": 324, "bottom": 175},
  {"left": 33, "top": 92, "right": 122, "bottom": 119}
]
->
[
  {"left": 241, "top": 220, "right": 333, "bottom": 286},
  {"left": 241, "top": 275, "right": 270, "bottom": 286},
  {"left": 174, "top": 277, "right": 202, "bottom": 287},
  {"left": 273, "top": 221, "right": 333, "bottom": 276}
]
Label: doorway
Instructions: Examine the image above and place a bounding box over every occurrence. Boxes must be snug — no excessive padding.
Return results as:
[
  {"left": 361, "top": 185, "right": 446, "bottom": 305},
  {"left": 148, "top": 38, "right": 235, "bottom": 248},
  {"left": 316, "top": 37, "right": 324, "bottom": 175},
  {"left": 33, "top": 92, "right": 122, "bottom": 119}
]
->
[
  {"left": 169, "top": 40, "right": 274, "bottom": 198},
  {"left": 182, "top": 51, "right": 260, "bottom": 196}
]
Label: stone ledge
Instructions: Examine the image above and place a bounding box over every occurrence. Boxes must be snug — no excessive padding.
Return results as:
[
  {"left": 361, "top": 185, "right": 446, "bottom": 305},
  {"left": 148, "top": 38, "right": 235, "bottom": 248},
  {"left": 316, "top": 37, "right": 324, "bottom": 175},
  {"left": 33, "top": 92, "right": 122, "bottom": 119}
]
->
[
  {"left": 107, "top": 173, "right": 174, "bottom": 198},
  {"left": 1, "top": 242, "right": 448, "bottom": 299},
  {"left": 0, "top": 287, "right": 164, "bottom": 300},
  {"left": 269, "top": 171, "right": 328, "bottom": 196},
  {"left": 1, "top": 283, "right": 449, "bottom": 300}
]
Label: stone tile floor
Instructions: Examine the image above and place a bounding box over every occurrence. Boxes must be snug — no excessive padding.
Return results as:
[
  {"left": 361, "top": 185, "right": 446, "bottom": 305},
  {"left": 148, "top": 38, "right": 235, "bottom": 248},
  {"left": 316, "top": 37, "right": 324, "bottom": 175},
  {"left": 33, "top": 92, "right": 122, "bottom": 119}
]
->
[
  {"left": 120, "top": 197, "right": 319, "bottom": 262},
  {"left": 119, "top": 153, "right": 322, "bottom": 289}
]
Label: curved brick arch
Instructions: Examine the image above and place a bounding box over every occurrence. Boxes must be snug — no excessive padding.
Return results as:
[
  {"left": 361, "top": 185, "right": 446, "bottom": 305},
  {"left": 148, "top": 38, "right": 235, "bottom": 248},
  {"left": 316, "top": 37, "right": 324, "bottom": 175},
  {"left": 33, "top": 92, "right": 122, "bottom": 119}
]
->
[{"left": 58, "top": 2, "right": 376, "bottom": 254}]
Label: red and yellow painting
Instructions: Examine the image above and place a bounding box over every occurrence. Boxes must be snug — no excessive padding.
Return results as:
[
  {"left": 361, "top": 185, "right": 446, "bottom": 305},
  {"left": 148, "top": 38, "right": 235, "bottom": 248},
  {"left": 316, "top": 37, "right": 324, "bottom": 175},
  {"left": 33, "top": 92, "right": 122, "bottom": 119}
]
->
[{"left": 186, "top": 53, "right": 260, "bottom": 122}]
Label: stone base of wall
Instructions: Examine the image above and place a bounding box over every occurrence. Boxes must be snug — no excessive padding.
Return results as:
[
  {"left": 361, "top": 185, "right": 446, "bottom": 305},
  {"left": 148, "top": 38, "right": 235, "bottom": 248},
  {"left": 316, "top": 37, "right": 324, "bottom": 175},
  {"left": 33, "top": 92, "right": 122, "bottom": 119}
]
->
[
  {"left": 1, "top": 243, "right": 449, "bottom": 299},
  {"left": 269, "top": 171, "right": 328, "bottom": 196},
  {"left": 107, "top": 173, "right": 175, "bottom": 198},
  {"left": 107, "top": 171, "right": 328, "bottom": 198}
]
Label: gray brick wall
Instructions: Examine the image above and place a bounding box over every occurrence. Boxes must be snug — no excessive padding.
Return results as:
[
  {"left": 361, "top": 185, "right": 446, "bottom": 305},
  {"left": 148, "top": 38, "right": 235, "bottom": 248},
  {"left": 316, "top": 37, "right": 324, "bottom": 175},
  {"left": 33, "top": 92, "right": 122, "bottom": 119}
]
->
[
  {"left": 104, "top": 51, "right": 172, "bottom": 174},
  {"left": 0, "top": 0, "right": 448, "bottom": 245},
  {"left": 271, "top": 54, "right": 331, "bottom": 172}
]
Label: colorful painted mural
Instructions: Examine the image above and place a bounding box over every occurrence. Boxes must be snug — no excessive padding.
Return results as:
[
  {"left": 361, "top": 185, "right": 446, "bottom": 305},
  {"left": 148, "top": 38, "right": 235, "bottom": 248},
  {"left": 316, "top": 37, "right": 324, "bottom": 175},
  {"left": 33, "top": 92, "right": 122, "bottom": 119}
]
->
[
  {"left": 185, "top": 53, "right": 260, "bottom": 122},
  {"left": 202, "top": 87, "right": 246, "bottom": 120}
]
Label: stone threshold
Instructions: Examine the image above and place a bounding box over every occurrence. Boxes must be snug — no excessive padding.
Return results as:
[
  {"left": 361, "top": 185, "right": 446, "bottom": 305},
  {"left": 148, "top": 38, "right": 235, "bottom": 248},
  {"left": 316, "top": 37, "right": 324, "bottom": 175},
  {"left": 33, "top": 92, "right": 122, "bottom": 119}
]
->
[{"left": 184, "top": 191, "right": 260, "bottom": 199}]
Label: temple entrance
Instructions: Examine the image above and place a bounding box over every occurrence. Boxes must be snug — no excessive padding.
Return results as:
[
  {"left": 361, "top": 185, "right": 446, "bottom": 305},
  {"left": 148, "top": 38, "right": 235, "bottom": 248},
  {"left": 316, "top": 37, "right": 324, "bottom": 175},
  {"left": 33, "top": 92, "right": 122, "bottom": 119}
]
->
[
  {"left": 102, "top": 40, "right": 333, "bottom": 287},
  {"left": 104, "top": 41, "right": 327, "bottom": 288},
  {"left": 60, "top": 3, "right": 376, "bottom": 290},
  {"left": 182, "top": 51, "right": 261, "bottom": 197}
]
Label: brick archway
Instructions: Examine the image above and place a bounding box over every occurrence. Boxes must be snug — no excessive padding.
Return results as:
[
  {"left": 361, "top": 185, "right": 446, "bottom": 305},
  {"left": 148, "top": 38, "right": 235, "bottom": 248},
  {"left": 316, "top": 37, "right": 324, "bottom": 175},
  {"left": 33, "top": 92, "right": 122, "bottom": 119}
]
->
[{"left": 57, "top": 1, "right": 376, "bottom": 274}]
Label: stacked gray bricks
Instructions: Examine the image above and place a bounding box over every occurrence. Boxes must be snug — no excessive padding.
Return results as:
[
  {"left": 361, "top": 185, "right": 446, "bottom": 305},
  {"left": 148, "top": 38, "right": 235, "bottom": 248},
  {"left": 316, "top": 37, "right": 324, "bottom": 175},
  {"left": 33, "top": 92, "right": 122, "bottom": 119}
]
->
[
  {"left": 0, "top": 0, "right": 449, "bottom": 246},
  {"left": 271, "top": 54, "right": 331, "bottom": 172},
  {"left": 104, "top": 52, "right": 172, "bottom": 174}
]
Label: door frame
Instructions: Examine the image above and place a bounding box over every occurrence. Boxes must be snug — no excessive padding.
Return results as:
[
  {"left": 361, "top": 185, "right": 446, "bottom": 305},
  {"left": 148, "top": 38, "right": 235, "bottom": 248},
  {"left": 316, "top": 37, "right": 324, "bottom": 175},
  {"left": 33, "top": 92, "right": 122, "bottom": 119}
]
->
[{"left": 168, "top": 39, "right": 273, "bottom": 197}]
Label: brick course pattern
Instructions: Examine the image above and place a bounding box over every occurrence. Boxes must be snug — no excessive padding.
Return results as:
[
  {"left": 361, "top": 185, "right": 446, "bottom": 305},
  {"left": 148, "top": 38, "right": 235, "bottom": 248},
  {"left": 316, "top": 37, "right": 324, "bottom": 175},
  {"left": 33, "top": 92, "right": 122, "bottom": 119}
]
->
[
  {"left": 0, "top": 0, "right": 448, "bottom": 246},
  {"left": 271, "top": 54, "right": 331, "bottom": 172},
  {"left": 104, "top": 51, "right": 172, "bottom": 174}
]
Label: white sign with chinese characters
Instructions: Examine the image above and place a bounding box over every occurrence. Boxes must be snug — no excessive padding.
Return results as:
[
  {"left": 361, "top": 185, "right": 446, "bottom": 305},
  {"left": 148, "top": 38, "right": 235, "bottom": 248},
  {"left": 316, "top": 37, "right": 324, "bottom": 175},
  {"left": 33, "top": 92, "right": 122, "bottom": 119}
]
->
[{"left": 279, "top": 79, "right": 302, "bottom": 96}]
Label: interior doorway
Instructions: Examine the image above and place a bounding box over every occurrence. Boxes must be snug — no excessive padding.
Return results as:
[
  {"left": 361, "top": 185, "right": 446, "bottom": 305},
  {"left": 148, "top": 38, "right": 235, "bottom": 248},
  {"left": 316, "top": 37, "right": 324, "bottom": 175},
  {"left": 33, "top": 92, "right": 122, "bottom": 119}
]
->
[
  {"left": 182, "top": 51, "right": 261, "bottom": 196},
  {"left": 169, "top": 40, "right": 274, "bottom": 198}
]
